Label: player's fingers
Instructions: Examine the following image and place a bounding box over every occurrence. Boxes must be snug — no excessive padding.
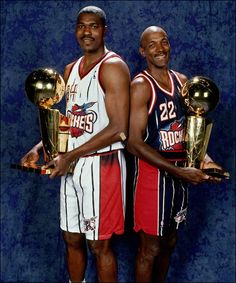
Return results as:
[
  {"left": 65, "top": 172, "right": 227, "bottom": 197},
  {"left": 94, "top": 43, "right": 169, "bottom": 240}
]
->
[{"left": 44, "top": 160, "right": 56, "bottom": 169}]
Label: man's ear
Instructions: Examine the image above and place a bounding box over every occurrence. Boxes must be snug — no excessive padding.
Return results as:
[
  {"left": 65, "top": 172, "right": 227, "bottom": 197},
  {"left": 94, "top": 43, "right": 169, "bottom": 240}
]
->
[{"left": 139, "top": 47, "right": 145, "bottom": 58}]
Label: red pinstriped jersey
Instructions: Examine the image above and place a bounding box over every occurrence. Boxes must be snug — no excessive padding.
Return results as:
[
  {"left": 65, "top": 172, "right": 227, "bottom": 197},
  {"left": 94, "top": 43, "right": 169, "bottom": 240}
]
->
[
  {"left": 134, "top": 69, "right": 187, "bottom": 161},
  {"left": 65, "top": 51, "right": 125, "bottom": 154}
]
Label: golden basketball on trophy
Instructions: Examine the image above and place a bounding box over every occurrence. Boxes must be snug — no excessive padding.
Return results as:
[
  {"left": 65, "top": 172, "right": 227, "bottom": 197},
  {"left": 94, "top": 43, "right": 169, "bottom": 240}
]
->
[
  {"left": 11, "top": 67, "right": 70, "bottom": 174},
  {"left": 181, "top": 76, "right": 230, "bottom": 179}
]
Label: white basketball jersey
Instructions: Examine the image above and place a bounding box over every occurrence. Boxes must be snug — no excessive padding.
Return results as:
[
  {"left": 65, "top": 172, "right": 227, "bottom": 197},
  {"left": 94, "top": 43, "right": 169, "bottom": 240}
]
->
[{"left": 65, "top": 51, "right": 124, "bottom": 154}]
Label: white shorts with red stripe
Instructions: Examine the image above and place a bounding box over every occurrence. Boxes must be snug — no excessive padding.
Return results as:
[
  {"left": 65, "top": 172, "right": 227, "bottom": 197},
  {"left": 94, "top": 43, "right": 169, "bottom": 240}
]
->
[{"left": 60, "top": 150, "right": 126, "bottom": 240}]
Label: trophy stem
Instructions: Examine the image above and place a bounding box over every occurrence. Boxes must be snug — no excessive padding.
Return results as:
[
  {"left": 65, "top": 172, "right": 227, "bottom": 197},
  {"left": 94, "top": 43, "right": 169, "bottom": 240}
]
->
[
  {"left": 185, "top": 116, "right": 207, "bottom": 168},
  {"left": 199, "top": 119, "right": 213, "bottom": 161},
  {"left": 39, "top": 108, "right": 60, "bottom": 161}
]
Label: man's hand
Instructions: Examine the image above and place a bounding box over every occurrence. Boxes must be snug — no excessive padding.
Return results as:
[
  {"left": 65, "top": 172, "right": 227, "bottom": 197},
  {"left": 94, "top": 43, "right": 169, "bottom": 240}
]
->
[
  {"left": 20, "top": 148, "right": 40, "bottom": 168},
  {"left": 201, "top": 160, "right": 223, "bottom": 170},
  {"left": 176, "top": 165, "right": 222, "bottom": 185},
  {"left": 20, "top": 141, "right": 43, "bottom": 168},
  {"left": 45, "top": 153, "right": 73, "bottom": 179},
  {"left": 201, "top": 160, "right": 229, "bottom": 182},
  {"left": 177, "top": 167, "right": 210, "bottom": 185}
]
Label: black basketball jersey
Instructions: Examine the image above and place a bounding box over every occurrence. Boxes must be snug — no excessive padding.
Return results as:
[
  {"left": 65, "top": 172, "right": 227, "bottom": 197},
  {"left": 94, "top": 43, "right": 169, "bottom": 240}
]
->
[{"left": 135, "top": 69, "right": 187, "bottom": 161}]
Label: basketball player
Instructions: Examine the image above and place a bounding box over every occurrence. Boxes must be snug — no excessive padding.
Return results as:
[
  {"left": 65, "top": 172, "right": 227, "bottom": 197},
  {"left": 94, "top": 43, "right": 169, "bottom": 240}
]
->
[
  {"left": 21, "top": 6, "right": 130, "bottom": 282},
  {"left": 127, "top": 26, "right": 222, "bottom": 283}
]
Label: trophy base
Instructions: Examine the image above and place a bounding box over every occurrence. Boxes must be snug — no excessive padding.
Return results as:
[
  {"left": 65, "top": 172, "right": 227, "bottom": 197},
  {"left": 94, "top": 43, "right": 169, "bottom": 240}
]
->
[
  {"left": 11, "top": 164, "right": 52, "bottom": 174},
  {"left": 11, "top": 163, "right": 74, "bottom": 175},
  {"left": 202, "top": 168, "right": 230, "bottom": 179}
]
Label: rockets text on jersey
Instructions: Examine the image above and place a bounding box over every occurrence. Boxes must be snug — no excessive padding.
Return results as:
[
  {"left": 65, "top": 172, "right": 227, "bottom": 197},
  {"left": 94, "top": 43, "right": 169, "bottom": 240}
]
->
[{"left": 67, "top": 102, "right": 98, "bottom": 138}]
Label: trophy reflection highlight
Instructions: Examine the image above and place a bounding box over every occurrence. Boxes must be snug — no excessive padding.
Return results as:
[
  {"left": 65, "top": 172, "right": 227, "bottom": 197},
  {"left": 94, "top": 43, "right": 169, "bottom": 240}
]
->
[
  {"left": 181, "top": 76, "right": 230, "bottom": 178},
  {"left": 13, "top": 68, "right": 70, "bottom": 174}
]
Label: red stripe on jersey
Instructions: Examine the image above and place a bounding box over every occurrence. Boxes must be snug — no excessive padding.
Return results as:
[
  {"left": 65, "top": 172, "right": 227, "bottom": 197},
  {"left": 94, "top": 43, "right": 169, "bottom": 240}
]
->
[
  {"left": 98, "top": 152, "right": 124, "bottom": 239},
  {"left": 134, "top": 159, "right": 159, "bottom": 235}
]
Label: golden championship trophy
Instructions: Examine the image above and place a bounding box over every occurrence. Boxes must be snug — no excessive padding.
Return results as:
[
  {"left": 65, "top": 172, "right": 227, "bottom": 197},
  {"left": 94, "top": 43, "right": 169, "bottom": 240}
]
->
[
  {"left": 11, "top": 67, "right": 70, "bottom": 174},
  {"left": 181, "top": 76, "right": 230, "bottom": 178}
]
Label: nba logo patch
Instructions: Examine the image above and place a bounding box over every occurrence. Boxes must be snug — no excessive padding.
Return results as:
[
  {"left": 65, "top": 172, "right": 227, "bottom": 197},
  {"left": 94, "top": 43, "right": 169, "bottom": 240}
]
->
[
  {"left": 174, "top": 208, "right": 187, "bottom": 224},
  {"left": 82, "top": 216, "right": 97, "bottom": 232}
]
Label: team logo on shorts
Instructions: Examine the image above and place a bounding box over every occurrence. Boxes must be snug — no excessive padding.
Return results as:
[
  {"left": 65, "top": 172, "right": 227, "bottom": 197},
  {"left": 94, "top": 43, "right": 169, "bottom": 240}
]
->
[
  {"left": 83, "top": 216, "right": 97, "bottom": 232},
  {"left": 68, "top": 102, "right": 98, "bottom": 138},
  {"left": 174, "top": 208, "right": 187, "bottom": 224}
]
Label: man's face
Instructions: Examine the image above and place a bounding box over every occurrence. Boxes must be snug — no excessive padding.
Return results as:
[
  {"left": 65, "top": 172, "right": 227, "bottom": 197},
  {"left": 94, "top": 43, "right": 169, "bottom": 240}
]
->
[
  {"left": 76, "top": 13, "right": 106, "bottom": 53},
  {"left": 140, "top": 29, "right": 170, "bottom": 68}
]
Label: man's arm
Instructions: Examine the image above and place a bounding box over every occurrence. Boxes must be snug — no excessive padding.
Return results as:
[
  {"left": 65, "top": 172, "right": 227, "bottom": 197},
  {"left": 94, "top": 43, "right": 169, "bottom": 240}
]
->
[
  {"left": 49, "top": 57, "right": 130, "bottom": 178},
  {"left": 127, "top": 77, "right": 211, "bottom": 185}
]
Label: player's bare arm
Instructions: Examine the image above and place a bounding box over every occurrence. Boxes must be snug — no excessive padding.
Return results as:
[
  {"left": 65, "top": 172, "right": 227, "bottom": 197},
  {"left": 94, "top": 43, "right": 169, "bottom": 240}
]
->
[
  {"left": 49, "top": 57, "right": 130, "bottom": 178},
  {"left": 101, "top": 57, "right": 130, "bottom": 137},
  {"left": 127, "top": 77, "right": 210, "bottom": 185}
]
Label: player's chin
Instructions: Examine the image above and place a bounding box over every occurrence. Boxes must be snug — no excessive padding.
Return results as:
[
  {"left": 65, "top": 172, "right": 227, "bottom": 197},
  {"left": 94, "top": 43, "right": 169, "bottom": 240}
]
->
[
  {"left": 154, "top": 60, "right": 168, "bottom": 68},
  {"left": 81, "top": 44, "right": 96, "bottom": 53}
]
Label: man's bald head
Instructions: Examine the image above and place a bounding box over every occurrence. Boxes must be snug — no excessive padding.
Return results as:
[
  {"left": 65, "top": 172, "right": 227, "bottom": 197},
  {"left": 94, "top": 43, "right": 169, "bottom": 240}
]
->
[{"left": 140, "top": 26, "right": 168, "bottom": 48}]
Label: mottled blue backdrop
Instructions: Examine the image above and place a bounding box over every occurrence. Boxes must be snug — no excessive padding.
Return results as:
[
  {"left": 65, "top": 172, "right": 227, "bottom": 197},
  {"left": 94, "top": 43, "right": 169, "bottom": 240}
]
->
[{"left": 1, "top": 1, "right": 235, "bottom": 282}]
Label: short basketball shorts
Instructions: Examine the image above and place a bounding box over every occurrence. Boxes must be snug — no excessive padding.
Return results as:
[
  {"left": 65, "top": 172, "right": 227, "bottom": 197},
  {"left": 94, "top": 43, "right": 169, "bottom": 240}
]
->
[
  {"left": 60, "top": 150, "right": 126, "bottom": 240},
  {"left": 134, "top": 159, "right": 188, "bottom": 237}
]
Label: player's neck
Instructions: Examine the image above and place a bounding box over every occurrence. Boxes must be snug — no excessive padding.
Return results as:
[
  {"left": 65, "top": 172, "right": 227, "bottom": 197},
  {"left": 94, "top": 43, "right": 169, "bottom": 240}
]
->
[
  {"left": 82, "top": 46, "right": 107, "bottom": 74},
  {"left": 83, "top": 46, "right": 106, "bottom": 63},
  {"left": 146, "top": 67, "right": 171, "bottom": 91}
]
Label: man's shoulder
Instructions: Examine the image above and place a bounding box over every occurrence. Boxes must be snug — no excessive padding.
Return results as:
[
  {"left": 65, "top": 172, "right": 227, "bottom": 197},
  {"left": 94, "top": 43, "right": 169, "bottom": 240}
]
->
[
  {"left": 101, "top": 51, "right": 130, "bottom": 78},
  {"left": 131, "top": 71, "right": 152, "bottom": 92},
  {"left": 170, "top": 69, "right": 188, "bottom": 84},
  {"left": 132, "top": 71, "right": 150, "bottom": 84},
  {"left": 102, "top": 51, "right": 127, "bottom": 66},
  {"left": 65, "top": 58, "right": 80, "bottom": 69},
  {"left": 63, "top": 58, "right": 80, "bottom": 82},
  {"left": 99, "top": 51, "right": 130, "bottom": 87}
]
